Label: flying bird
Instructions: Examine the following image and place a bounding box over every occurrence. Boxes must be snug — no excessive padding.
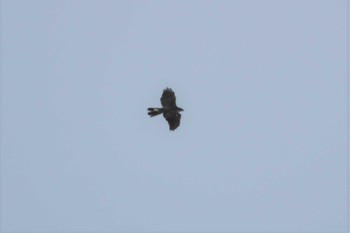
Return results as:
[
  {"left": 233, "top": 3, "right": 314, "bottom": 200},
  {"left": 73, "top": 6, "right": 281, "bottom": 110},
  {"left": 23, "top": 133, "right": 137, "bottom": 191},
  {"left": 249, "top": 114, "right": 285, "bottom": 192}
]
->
[{"left": 148, "top": 88, "right": 184, "bottom": 131}]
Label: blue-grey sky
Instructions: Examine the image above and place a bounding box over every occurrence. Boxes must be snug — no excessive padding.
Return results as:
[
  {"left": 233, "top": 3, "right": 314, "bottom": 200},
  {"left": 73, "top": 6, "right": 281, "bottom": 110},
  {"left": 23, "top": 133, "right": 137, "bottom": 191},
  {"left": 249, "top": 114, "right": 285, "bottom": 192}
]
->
[{"left": 1, "top": 0, "right": 348, "bottom": 232}]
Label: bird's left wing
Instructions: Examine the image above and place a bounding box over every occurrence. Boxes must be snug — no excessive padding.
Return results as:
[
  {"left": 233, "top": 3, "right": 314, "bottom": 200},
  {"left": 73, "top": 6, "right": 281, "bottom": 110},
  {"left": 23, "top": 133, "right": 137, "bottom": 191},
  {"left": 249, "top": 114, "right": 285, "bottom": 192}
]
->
[{"left": 164, "top": 112, "right": 181, "bottom": 131}]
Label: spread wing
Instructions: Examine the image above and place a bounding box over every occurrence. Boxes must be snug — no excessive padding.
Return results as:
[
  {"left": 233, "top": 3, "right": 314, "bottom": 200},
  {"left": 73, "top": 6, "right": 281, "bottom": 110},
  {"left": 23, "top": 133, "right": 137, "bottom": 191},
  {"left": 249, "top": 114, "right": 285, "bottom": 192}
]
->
[
  {"left": 161, "top": 88, "right": 177, "bottom": 108},
  {"left": 164, "top": 112, "right": 181, "bottom": 131}
]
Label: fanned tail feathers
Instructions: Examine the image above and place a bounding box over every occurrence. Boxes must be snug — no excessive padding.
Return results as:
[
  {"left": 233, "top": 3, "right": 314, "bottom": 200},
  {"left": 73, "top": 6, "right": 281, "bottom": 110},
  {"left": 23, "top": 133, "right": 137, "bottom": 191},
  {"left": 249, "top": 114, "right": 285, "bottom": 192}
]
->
[{"left": 147, "top": 108, "right": 163, "bottom": 117}]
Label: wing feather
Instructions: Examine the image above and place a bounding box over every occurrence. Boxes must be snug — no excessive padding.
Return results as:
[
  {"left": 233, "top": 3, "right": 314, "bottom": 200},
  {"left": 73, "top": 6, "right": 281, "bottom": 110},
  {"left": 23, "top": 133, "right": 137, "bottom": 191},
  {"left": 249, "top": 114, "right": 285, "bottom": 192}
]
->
[
  {"left": 164, "top": 112, "right": 181, "bottom": 131},
  {"left": 161, "top": 88, "right": 177, "bottom": 108}
]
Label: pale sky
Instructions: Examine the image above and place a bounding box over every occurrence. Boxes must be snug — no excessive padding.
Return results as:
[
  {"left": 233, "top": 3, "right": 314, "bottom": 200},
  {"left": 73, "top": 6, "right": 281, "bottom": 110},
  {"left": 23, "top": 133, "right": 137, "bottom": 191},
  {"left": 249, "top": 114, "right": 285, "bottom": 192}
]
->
[{"left": 1, "top": 0, "right": 348, "bottom": 232}]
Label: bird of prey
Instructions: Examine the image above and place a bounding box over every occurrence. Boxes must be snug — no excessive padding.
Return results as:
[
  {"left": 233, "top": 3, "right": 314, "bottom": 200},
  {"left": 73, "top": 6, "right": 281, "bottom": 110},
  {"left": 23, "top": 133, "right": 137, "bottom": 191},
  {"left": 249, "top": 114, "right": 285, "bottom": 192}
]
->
[{"left": 148, "top": 88, "right": 184, "bottom": 131}]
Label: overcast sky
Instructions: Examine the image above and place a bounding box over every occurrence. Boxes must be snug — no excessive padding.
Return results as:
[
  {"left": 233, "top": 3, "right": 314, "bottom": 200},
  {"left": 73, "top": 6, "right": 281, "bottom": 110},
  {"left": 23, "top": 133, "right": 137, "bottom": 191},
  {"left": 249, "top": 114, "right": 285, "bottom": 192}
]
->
[{"left": 1, "top": 0, "right": 348, "bottom": 232}]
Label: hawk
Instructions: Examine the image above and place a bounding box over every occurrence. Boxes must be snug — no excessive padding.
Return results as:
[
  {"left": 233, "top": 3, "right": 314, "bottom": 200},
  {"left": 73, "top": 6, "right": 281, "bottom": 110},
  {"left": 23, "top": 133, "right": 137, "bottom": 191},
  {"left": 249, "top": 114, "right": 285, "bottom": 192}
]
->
[{"left": 148, "top": 88, "right": 184, "bottom": 131}]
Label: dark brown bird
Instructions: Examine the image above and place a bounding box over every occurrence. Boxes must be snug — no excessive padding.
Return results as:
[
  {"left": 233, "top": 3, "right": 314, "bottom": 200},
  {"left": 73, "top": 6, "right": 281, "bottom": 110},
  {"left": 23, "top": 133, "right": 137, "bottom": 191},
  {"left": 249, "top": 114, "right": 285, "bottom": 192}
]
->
[{"left": 148, "top": 88, "right": 184, "bottom": 131}]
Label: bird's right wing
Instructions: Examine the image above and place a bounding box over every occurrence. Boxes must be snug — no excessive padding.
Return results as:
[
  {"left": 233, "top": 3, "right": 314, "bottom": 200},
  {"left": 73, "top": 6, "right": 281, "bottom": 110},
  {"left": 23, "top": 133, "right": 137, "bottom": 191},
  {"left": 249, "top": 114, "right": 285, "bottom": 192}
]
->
[{"left": 161, "top": 88, "right": 177, "bottom": 108}]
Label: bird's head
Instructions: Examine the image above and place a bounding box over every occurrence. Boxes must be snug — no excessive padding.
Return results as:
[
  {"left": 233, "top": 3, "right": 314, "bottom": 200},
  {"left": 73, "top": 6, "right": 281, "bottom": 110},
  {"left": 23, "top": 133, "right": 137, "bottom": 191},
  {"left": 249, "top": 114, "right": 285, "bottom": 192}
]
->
[{"left": 177, "top": 107, "right": 184, "bottom": 112}]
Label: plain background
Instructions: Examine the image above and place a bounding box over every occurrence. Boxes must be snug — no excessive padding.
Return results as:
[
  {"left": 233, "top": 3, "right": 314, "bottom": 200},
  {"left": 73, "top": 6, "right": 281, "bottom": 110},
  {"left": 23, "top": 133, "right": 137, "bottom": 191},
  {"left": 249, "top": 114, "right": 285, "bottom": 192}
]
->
[{"left": 1, "top": 0, "right": 348, "bottom": 232}]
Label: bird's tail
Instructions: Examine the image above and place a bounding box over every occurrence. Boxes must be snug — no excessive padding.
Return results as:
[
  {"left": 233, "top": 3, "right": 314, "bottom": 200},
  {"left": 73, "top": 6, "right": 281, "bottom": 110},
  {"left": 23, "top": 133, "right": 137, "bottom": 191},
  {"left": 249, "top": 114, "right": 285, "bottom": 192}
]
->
[{"left": 147, "top": 108, "right": 163, "bottom": 117}]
